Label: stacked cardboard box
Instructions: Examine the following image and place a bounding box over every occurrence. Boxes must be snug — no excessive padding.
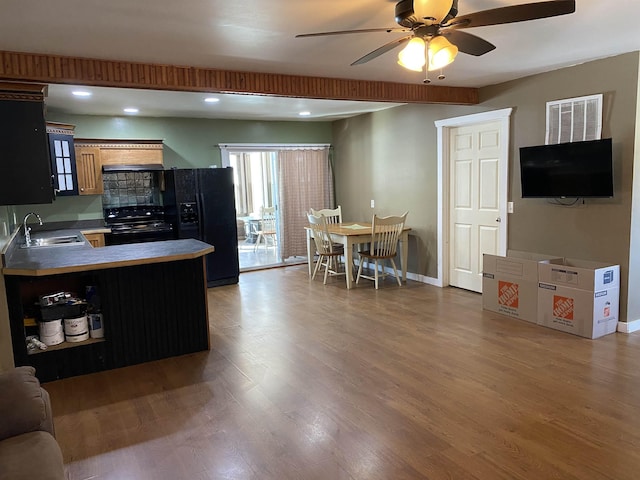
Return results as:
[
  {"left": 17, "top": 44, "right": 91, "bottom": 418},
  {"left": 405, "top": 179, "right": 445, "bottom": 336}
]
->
[
  {"left": 483, "top": 253, "right": 620, "bottom": 339},
  {"left": 537, "top": 259, "right": 619, "bottom": 339},
  {"left": 482, "top": 251, "right": 562, "bottom": 323}
]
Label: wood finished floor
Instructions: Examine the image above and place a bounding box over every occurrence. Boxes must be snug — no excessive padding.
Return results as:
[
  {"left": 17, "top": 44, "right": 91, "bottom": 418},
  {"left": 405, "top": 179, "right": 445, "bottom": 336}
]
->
[{"left": 46, "top": 265, "right": 640, "bottom": 480}]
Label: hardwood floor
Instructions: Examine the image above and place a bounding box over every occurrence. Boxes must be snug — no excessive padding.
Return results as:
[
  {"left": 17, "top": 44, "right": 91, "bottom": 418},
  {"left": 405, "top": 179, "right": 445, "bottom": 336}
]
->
[{"left": 46, "top": 265, "right": 640, "bottom": 479}]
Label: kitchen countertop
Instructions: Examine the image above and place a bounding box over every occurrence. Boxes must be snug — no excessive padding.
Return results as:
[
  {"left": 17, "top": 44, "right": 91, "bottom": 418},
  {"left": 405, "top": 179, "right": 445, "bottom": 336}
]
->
[{"left": 2, "top": 229, "right": 214, "bottom": 276}]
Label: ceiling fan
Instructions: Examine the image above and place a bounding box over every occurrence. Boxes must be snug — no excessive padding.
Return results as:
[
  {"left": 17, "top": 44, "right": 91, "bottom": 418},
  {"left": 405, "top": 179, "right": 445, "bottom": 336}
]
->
[{"left": 296, "top": 0, "right": 576, "bottom": 83}]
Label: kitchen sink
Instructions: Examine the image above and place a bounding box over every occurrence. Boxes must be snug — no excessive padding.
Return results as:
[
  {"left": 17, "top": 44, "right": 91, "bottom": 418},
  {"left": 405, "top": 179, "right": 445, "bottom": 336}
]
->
[{"left": 20, "top": 235, "right": 86, "bottom": 248}]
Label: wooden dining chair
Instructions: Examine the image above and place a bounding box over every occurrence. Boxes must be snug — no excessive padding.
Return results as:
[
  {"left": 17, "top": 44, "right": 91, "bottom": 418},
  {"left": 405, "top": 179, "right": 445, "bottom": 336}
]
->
[
  {"left": 254, "top": 206, "right": 277, "bottom": 251},
  {"left": 307, "top": 212, "right": 346, "bottom": 284},
  {"left": 310, "top": 206, "right": 344, "bottom": 252},
  {"left": 356, "top": 212, "right": 408, "bottom": 289},
  {"left": 310, "top": 205, "right": 342, "bottom": 224}
]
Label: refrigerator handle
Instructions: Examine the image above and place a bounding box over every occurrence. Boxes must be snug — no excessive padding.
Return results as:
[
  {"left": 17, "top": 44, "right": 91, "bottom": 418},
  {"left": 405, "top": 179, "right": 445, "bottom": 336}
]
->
[{"left": 197, "top": 192, "right": 205, "bottom": 240}]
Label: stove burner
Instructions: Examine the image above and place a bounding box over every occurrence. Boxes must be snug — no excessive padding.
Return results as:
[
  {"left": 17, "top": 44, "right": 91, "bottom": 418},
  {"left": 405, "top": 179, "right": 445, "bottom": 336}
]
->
[{"left": 104, "top": 206, "right": 175, "bottom": 245}]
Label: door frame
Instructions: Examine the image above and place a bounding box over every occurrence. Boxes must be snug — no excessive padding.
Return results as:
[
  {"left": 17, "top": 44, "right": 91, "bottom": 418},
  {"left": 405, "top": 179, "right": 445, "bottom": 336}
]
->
[{"left": 434, "top": 108, "right": 513, "bottom": 288}]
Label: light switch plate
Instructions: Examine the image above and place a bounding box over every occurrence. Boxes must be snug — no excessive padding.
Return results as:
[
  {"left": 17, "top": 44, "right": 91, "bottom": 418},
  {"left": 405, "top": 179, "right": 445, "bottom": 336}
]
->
[
  {"left": 370, "top": 199, "right": 375, "bottom": 208},
  {"left": 507, "top": 201, "right": 514, "bottom": 213}
]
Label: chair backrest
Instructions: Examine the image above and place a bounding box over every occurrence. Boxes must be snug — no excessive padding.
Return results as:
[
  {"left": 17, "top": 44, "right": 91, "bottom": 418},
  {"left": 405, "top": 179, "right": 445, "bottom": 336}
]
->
[
  {"left": 260, "top": 206, "right": 276, "bottom": 233},
  {"left": 307, "top": 213, "right": 336, "bottom": 255},
  {"left": 310, "top": 206, "right": 342, "bottom": 224},
  {"left": 368, "top": 212, "right": 408, "bottom": 257}
]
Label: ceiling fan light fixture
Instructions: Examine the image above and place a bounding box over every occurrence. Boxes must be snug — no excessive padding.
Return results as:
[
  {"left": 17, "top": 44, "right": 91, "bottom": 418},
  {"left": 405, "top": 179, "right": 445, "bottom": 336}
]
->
[
  {"left": 428, "top": 35, "right": 458, "bottom": 70},
  {"left": 397, "top": 37, "right": 426, "bottom": 72},
  {"left": 412, "top": 0, "right": 454, "bottom": 24}
]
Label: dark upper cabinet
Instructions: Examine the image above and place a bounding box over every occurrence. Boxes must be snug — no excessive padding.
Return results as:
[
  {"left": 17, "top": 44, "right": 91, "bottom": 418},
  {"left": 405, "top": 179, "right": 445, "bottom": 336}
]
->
[
  {"left": 0, "top": 83, "right": 54, "bottom": 206},
  {"left": 47, "top": 123, "right": 79, "bottom": 196}
]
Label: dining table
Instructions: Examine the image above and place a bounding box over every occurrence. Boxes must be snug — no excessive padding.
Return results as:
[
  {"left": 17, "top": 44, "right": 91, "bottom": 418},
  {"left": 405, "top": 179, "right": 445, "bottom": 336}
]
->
[{"left": 305, "top": 222, "right": 411, "bottom": 289}]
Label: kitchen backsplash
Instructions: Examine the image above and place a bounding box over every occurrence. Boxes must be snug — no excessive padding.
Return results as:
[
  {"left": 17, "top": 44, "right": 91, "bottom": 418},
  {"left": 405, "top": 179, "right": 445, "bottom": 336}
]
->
[{"left": 102, "top": 172, "right": 161, "bottom": 208}]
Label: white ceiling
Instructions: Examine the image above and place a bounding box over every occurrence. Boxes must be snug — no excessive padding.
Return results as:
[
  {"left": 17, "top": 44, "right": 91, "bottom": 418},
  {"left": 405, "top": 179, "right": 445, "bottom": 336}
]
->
[
  {"left": 2, "top": 0, "right": 639, "bottom": 120},
  {"left": 44, "top": 84, "right": 405, "bottom": 121}
]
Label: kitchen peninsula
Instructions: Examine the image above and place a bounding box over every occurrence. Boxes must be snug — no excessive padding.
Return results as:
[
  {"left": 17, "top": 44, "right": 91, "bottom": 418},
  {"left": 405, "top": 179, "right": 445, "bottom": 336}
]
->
[{"left": 2, "top": 231, "right": 214, "bottom": 382}]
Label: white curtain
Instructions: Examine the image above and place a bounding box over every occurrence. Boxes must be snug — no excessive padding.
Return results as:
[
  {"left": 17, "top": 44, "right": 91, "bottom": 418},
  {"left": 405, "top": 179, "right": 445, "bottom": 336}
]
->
[{"left": 277, "top": 147, "right": 333, "bottom": 260}]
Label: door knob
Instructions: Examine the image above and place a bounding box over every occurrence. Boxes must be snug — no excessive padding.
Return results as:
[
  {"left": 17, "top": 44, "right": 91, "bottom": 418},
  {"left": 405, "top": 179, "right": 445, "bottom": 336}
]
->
[{"left": 496, "top": 217, "right": 502, "bottom": 223}]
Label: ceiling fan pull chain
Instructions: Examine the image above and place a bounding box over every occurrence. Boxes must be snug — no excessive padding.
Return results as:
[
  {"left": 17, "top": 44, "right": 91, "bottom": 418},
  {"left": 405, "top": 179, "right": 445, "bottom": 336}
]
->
[{"left": 424, "top": 37, "right": 431, "bottom": 84}]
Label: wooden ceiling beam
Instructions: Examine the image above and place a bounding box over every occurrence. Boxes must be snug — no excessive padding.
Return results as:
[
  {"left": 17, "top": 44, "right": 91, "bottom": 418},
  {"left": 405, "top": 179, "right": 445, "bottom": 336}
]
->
[{"left": 0, "top": 50, "right": 478, "bottom": 105}]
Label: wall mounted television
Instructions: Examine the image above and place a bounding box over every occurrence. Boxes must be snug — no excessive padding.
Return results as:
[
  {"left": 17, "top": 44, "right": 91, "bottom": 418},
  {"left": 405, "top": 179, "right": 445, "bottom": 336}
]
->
[{"left": 519, "top": 138, "right": 613, "bottom": 198}]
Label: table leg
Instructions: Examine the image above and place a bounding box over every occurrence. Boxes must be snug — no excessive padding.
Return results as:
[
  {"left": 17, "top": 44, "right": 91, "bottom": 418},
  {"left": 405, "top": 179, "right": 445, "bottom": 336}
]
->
[
  {"left": 400, "top": 230, "right": 409, "bottom": 283},
  {"left": 345, "top": 237, "right": 354, "bottom": 289},
  {"left": 306, "top": 229, "right": 314, "bottom": 276}
]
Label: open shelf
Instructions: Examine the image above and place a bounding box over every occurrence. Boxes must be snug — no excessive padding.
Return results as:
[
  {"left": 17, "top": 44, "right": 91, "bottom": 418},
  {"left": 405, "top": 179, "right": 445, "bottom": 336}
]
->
[{"left": 28, "top": 337, "right": 105, "bottom": 355}]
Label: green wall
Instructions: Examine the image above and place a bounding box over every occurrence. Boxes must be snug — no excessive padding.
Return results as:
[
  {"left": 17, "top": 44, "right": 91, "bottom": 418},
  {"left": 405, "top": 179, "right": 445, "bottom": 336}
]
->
[
  {"left": 14, "top": 114, "right": 333, "bottom": 222},
  {"left": 333, "top": 52, "right": 640, "bottom": 321}
]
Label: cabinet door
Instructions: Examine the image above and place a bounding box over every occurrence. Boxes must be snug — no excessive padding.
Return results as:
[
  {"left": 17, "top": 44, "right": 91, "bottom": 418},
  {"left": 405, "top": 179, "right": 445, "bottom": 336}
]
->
[
  {"left": 48, "top": 133, "right": 79, "bottom": 196},
  {"left": 84, "top": 233, "right": 105, "bottom": 248},
  {"left": 0, "top": 98, "right": 53, "bottom": 205},
  {"left": 75, "top": 146, "right": 104, "bottom": 195}
]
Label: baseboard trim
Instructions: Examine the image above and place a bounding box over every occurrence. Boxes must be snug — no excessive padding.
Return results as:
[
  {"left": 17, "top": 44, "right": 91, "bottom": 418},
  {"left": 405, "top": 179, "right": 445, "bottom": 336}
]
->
[
  {"left": 406, "top": 271, "right": 442, "bottom": 287},
  {"left": 354, "top": 261, "right": 442, "bottom": 288},
  {"left": 618, "top": 319, "right": 640, "bottom": 334}
]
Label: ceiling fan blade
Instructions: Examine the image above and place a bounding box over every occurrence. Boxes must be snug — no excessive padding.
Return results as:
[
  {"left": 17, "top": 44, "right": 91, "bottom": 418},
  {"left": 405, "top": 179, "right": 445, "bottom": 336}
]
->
[
  {"left": 296, "top": 27, "right": 407, "bottom": 38},
  {"left": 351, "top": 35, "right": 413, "bottom": 66},
  {"left": 447, "top": 0, "right": 575, "bottom": 30},
  {"left": 443, "top": 30, "right": 495, "bottom": 56}
]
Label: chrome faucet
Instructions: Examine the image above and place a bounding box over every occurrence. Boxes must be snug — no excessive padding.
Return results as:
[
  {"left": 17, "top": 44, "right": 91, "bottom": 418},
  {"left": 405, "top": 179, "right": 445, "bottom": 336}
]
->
[{"left": 23, "top": 212, "right": 43, "bottom": 246}]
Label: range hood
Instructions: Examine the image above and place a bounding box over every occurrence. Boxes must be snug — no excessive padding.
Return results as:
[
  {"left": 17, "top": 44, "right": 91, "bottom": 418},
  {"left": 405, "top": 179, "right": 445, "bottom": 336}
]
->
[{"left": 102, "top": 164, "right": 164, "bottom": 173}]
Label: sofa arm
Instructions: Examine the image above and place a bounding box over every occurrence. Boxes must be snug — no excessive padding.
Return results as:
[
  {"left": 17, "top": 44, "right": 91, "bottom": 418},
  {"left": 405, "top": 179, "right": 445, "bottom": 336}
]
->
[{"left": 0, "top": 366, "right": 53, "bottom": 441}]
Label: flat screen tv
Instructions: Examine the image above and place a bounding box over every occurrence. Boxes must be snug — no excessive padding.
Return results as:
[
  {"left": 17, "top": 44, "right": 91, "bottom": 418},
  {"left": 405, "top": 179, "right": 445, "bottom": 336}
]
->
[{"left": 519, "top": 138, "right": 613, "bottom": 198}]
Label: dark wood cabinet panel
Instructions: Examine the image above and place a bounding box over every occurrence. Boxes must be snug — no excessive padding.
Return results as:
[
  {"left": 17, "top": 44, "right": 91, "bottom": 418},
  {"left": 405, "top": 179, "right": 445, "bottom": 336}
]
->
[
  {"left": 0, "top": 87, "right": 54, "bottom": 205},
  {"left": 6, "top": 258, "right": 209, "bottom": 383}
]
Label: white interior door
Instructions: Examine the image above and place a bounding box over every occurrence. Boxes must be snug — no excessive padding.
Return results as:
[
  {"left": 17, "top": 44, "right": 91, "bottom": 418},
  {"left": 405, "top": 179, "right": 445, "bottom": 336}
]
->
[{"left": 449, "top": 121, "right": 506, "bottom": 292}]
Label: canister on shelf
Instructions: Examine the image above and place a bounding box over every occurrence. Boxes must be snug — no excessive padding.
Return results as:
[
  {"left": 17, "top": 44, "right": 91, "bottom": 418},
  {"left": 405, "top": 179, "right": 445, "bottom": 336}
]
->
[
  {"left": 39, "top": 319, "right": 64, "bottom": 346},
  {"left": 64, "top": 315, "right": 89, "bottom": 343},
  {"left": 88, "top": 313, "right": 104, "bottom": 339}
]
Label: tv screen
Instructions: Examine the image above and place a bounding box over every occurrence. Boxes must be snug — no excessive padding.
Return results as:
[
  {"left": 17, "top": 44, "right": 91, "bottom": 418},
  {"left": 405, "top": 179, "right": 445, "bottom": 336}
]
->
[{"left": 519, "top": 138, "right": 613, "bottom": 198}]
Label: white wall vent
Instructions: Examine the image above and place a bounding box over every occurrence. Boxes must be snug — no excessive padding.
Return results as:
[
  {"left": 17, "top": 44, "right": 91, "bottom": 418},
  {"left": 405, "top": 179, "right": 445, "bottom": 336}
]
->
[{"left": 546, "top": 93, "right": 603, "bottom": 144}]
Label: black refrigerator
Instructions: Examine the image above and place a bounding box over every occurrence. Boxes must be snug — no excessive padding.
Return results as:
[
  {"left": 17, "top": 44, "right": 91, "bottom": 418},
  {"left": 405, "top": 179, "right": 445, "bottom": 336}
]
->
[{"left": 163, "top": 167, "right": 239, "bottom": 287}]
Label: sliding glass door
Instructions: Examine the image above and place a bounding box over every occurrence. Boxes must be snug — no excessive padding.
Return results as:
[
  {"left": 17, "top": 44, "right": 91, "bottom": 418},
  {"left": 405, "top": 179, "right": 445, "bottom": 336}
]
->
[
  {"left": 229, "top": 150, "right": 284, "bottom": 270},
  {"left": 229, "top": 151, "right": 277, "bottom": 218},
  {"left": 221, "top": 143, "right": 333, "bottom": 271}
]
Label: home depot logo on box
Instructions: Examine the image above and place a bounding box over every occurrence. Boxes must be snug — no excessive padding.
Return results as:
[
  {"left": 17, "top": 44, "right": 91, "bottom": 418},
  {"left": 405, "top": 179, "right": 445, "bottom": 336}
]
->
[
  {"left": 498, "top": 281, "right": 519, "bottom": 308},
  {"left": 553, "top": 295, "right": 574, "bottom": 320}
]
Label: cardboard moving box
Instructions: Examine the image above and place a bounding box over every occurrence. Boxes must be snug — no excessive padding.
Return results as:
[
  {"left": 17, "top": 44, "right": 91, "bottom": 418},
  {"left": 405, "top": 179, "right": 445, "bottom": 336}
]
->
[
  {"left": 537, "top": 259, "right": 619, "bottom": 339},
  {"left": 482, "top": 251, "right": 563, "bottom": 323}
]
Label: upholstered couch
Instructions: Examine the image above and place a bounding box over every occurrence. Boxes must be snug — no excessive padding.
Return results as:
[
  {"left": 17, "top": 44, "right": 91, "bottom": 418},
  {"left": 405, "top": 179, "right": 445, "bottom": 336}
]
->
[{"left": 0, "top": 366, "right": 65, "bottom": 480}]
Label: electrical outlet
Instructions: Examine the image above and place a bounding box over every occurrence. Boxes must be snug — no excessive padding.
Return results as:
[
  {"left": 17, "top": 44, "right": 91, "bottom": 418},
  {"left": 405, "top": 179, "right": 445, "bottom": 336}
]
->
[
  {"left": 370, "top": 199, "right": 375, "bottom": 208},
  {"left": 507, "top": 202, "right": 514, "bottom": 213}
]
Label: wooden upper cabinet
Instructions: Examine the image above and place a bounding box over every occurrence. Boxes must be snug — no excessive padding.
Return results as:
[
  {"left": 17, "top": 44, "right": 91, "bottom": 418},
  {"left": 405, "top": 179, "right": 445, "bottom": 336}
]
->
[
  {"left": 76, "top": 139, "right": 164, "bottom": 167},
  {"left": 74, "top": 139, "right": 164, "bottom": 195},
  {"left": 100, "top": 142, "right": 163, "bottom": 166},
  {"left": 75, "top": 145, "right": 103, "bottom": 195}
]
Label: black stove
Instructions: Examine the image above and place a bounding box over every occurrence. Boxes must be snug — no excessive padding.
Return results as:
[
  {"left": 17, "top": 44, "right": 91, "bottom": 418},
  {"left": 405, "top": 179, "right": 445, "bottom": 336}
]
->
[{"left": 104, "top": 206, "right": 175, "bottom": 245}]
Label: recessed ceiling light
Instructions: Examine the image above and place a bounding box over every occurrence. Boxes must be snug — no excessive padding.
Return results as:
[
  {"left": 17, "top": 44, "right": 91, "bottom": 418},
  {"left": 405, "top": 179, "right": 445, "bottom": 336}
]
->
[
  {"left": 72, "top": 90, "right": 92, "bottom": 97},
  {"left": 123, "top": 108, "right": 139, "bottom": 114},
  {"left": 299, "top": 111, "right": 311, "bottom": 116},
  {"left": 204, "top": 97, "right": 220, "bottom": 103}
]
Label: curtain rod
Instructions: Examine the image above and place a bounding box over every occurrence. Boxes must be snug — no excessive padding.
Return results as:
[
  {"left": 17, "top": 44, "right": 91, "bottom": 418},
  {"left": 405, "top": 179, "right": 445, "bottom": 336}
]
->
[{"left": 218, "top": 143, "right": 331, "bottom": 151}]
